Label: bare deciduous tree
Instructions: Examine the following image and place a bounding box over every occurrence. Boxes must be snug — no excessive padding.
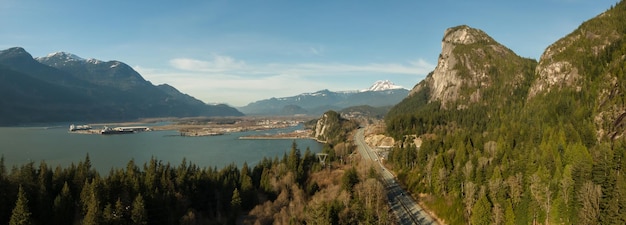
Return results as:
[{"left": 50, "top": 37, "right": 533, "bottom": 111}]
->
[
  {"left": 506, "top": 173, "right": 523, "bottom": 206},
  {"left": 463, "top": 161, "right": 473, "bottom": 181},
  {"left": 560, "top": 165, "right": 574, "bottom": 206},
  {"left": 530, "top": 173, "right": 552, "bottom": 225},
  {"left": 492, "top": 203, "right": 504, "bottom": 225},
  {"left": 577, "top": 181, "right": 602, "bottom": 225},
  {"left": 463, "top": 181, "right": 477, "bottom": 221}
]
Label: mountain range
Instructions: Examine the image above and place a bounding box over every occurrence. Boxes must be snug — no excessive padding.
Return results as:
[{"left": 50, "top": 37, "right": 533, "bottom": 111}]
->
[
  {"left": 237, "top": 80, "right": 409, "bottom": 115},
  {"left": 385, "top": 1, "right": 626, "bottom": 223},
  {"left": 0, "top": 47, "right": 242, "bottom": 125}
]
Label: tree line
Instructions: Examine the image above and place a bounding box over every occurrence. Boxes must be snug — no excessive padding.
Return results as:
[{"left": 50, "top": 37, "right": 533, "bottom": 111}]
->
[
  {"left": 1, "top": 110, "right": 390, "bottom": 225},
  {"left": 1, "top": 154, "right": 257, "bottom": 225}
]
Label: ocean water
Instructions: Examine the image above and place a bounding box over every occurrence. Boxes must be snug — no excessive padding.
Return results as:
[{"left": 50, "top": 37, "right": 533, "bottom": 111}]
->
[{"left": 0, "top": 124, "right": 322, "bottom": 173}]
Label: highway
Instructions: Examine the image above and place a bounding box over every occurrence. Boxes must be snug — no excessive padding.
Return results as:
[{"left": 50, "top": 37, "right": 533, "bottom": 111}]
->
[{"left": 354, "top": 128, "right": 437, "bottom": 225}]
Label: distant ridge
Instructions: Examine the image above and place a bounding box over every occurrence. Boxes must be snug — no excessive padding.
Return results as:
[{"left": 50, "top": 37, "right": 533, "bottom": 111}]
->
[
  {"left": 0, "top": 47, "right": 242, "bottom": 125},
  {"left": 238, "top": 80, "right": 409, "bottom": 116}
]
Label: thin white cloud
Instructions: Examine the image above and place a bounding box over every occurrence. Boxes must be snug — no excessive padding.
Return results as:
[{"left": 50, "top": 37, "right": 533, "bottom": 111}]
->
[
  {"left": 169, "top": 54, "right": 246, "bottom": 72},
  {"left": 166, "top": 54, "right": 434, "bottom": 76},
  {"left": 264, "top": 60, "right": 434, "bottom": 76},
  {"left": 309, "top": 46, "right": 324, "bottom": 56},
  {"left": 135, "top": 55, "right": 434, "bottom": 106}
]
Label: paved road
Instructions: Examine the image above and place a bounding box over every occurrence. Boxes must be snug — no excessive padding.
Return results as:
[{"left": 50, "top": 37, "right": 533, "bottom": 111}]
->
[{"left": 354, "top": 128, "right": 437, "bottom": 225}]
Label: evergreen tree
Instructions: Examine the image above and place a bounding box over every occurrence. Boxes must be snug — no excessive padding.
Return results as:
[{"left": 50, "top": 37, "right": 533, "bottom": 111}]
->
[
  {"left": 52, "top": 182, "right": 73, "bottom": 224},
  {"left": 239, "top": 164, "right": 255, "bottom": 210},
  {"left": 230, "top": 188, "right": 241, "bottom": 211},
  {"left": 114, "top": 199, "right": 126, "bottom": 223},
  {"left": 83, "top": 193, "right": 101, "bottom": 225},
  {"left": 504, "top": 200, "right": 515, "bottom": 225},
  {"left": 179, "top": 210, "right": 198, "bottom": 225},
  {"left": 288, "top": 141, "right": 301, "bottom": 174},
  {"left": 470, "top": 195, "right": 492, "bottom": 225},
  {"left": 131, "top": 194, "right": 147, "bottom": 225},
  {"left": 36, "top": 161, "right": 52, "bottom": 222},
  {"left": 259, "top": 168, "right": 274, "bottom": 195},
  {"left": 0, "top": 156, "right": 10, "bottom": 224},
  {"left": 342, "top": 167, "right": 359, "bottom": 192},
  {"left": 9, "top": 186, "right": 32, "bottom": 225},
  {"left": 0, "top": 156, "right": 5, "bottom": 178},
  {"left": 102, "top": 203, "right": 115, "bottom": 225},
  {"left": 230, "top": 188, "right": 242, "bottom": 223}
]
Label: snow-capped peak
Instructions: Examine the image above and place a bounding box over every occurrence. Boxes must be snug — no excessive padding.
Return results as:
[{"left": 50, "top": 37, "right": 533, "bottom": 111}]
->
[
  {"left": 36, "top": 51, "right": 107, "bottom": 65},
  {"left": 362, "top": 80, "right": 404, "bottom": 92},
  {"left": 42, "top": 52, "right": 85, "bottom": 62}
]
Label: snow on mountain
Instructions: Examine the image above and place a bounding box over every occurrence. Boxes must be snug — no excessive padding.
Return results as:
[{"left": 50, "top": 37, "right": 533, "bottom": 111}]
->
[
  {"left": 36, "top": 52, "right": 104, "bottom": 65},
  {"left": 39, "top": 52, "right": 85, "bottom": 62},
  {"left": 88, "top": 58, "right": 105, "bottom": 64},
  {"left": 282, "top": 81, "right": 406, "bottom": 100},
  {"left": 304, "top": 89, "right": 331, "bottom": 97},
  {"left": 362, "top": 80, "right": 404, "bottom": 92},
  {"left": 239, "top": 80, "right": 409, "bottom": 115}
]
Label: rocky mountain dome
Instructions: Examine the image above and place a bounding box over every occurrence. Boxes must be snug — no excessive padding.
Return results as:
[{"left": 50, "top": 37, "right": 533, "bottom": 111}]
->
[
  {"left": 385, "top": 2, "right": 626, "bottom": 223},
  {"left": 409, "top": 25, "right": 536, "bottom": 109}
]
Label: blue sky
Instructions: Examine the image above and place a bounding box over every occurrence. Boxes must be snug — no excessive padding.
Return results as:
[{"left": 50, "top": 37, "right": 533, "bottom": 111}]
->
[{"left": 0, "top": 0, "right": 617, "bottom": 106}]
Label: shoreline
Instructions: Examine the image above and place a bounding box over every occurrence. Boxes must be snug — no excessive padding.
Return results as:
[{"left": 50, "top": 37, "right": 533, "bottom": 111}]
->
[
  {"left": 238, "top": 136, "right": 315, "bottom": 140},
  {"left": 66, "top": 116, "right": 316, "bottom": 136}
]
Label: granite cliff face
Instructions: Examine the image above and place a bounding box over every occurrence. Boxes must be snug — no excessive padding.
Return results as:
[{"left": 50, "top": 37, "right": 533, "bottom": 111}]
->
[
  {"left": 409, "top": 25, "right": 536, "bottom": 109},
  {"left": 529, "top": 11, "right": 623, "bottom": 98},
  {"left": 312, "top": 110, "right": 358, "bottom": 144},
  {"left": 396, "top": 2, "right": 626, "bottom": 141},
  {"left": 527, "top": 3, "right": 626, "bottom": 139},
  {"left": 385, "top": 2, "right": 626, "bottom": 223},
  {"left": 314, "top": 113, "right": 330, "bottom": 140}
]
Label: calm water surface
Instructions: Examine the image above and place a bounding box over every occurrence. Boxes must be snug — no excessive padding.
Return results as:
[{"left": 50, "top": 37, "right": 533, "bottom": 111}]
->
[{"left": 0, "top": 124, "right": 322, "bottom": 173}]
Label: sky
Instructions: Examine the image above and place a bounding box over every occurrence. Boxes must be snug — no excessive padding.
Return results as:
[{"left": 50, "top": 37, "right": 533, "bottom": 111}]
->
[{"left": 0, "top": 0, "right": 618, "bottom": 106}]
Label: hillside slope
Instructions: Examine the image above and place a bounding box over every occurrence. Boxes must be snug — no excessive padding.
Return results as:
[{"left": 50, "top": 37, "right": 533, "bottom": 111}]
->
[
  {"left": 385, "top": 1, "right": 626, "bottom": 224},
  {"left": 0, "top": 47, "right": 242, "bottom": 125}
]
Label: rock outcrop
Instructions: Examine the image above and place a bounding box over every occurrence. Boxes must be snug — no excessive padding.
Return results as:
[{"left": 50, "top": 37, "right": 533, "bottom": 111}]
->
[
  {"left": 397, "top": 1, "right": 626, "bottom": 141},
  {"left": 527, "top": 2, "right": 626, "bottom": 139},
  {"left": 409, "top": 25, "right": 536, "bottom": 109},
  {"left": 314, "top": 113, "right": 330, "bottom": 140},
  {"left": 528, "top": 10, "right": 623, "bottom": 98},
  {"left": 528, "top": 61, "right": 580, "bottom": 97},
  {"left": 313, "top": 110, "right": 358, "bottom": 144}
]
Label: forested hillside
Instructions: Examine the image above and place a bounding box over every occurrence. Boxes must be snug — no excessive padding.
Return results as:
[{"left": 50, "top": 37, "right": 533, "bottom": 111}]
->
[{"left": 385, "top": 1, "right": 626, "bottom": 224}]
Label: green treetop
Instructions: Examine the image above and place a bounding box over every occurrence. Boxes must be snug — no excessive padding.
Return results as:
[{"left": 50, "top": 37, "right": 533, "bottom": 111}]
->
[{"left": 10, "top": 186, "right": 32, "bottom": 225}]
